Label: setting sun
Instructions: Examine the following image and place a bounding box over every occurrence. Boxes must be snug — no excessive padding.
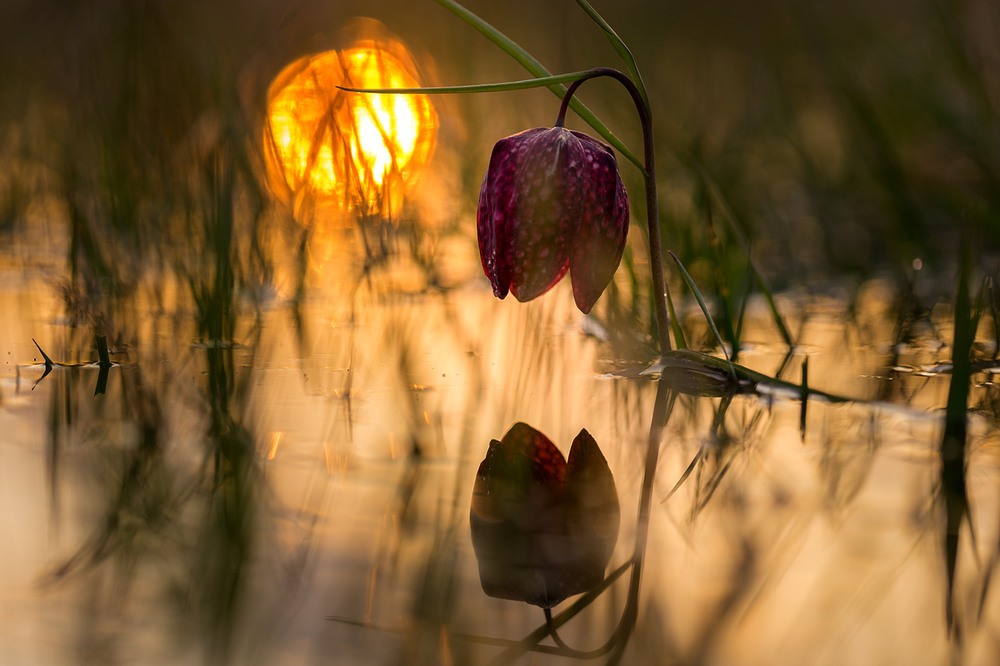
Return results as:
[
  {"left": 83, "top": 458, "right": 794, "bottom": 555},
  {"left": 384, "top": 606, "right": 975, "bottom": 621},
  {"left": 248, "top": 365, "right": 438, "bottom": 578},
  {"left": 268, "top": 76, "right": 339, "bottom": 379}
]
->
[{"left": 264, "top": 36, "right": 437, "bottom": 216}]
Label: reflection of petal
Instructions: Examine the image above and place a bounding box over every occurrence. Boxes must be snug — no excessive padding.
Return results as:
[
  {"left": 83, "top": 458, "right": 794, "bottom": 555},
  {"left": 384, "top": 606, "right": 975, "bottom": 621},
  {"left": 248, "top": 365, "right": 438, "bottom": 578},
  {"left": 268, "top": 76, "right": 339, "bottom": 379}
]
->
[
  {"left": 470, "top": 423, "right": 565, "bottom": 529},
  {"left": 470, "top": 428, "right": 570, "bottom": 607},
  {"left": 470, "top": 423, "right": 620, "bottom": 608},
  {"left": 566, "top": 429, "right": 620, "bottom": 573},
  {"left": 500, "top": 421, "right": 566, "bottom": 485}
]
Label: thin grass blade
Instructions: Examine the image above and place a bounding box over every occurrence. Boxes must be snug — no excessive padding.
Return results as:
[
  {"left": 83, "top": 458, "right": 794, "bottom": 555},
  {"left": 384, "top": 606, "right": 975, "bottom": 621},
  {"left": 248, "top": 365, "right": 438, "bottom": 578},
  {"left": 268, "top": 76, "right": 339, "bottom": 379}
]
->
[
  {"left": 694, "top": 161, "right": 795, "bottom": 349},
  {"left": 665, "top": 286, "right": 687, "bottom": 350},
  {"left": 339, "top": 71, "right": 602, "bottom": 96},
  {"left": 668, "top": 251, "right": 737, "bottom": 378},
  {"left": 433, "top": 0, "right": 643, "bottom": 172},
  {"left": 572, "top": 0, "right": 649, "bottom": 111}
]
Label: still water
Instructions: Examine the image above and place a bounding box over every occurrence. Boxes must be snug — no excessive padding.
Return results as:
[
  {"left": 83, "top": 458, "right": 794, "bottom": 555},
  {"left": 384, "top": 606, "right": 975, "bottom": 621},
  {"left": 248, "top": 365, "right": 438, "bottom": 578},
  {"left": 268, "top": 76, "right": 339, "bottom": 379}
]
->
[{"left": 2, "top": 226, "right": 999, "bottom": 664}]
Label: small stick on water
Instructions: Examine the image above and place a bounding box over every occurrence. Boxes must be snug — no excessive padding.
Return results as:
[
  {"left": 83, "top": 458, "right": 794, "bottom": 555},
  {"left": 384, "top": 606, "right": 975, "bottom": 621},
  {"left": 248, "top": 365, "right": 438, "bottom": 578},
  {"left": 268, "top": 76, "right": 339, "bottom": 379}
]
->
[
  {"left": 31, "top": 338, "right": 54, "bottom": 390},
  {"left": 32, "top": 338, "right": 53, "bottom": 370},
  {"left": 799, "top": 356, "right": 809, "bottom": 440},
  {"left": 95, "top": 334, "right": 112, "bottom": 368}
]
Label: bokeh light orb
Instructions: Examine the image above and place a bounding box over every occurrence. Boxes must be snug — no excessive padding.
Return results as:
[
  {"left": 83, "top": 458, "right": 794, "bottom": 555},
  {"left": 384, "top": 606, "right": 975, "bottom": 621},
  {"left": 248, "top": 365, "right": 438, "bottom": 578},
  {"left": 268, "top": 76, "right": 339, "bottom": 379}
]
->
[{"left": 263, "top": 28, "right": 437, "bottom": 217}]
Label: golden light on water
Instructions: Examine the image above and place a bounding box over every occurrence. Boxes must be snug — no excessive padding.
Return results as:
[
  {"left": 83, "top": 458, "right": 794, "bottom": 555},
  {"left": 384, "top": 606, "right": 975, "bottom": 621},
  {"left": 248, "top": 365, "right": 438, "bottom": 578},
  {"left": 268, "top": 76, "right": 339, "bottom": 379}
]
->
[{"left": 264, "top": 32, "right": 437, "bottom": 217}]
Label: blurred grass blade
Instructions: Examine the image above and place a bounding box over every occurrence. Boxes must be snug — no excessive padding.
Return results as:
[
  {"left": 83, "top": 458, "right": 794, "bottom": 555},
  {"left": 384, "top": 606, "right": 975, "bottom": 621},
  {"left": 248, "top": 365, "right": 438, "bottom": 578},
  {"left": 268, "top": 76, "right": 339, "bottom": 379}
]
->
[
  {"left": 663, "top": 448, "right": 704, "bottom": 502},
  {"left": 572, "top": 0, "right": 649, "bottom": 111},
  {"left": 694, "top": 162, "right": 795, "bottom": 349},
  {"left": 433, "top": 0, "right": 643, "bottom": 172},
  {"left": 665, "top": 286, "right": 687, "bottom": 350},
  {"left": 734, "top": 259, "right": 754, "bottom": 349},
  {"left": 432, "top": 0, "right": 550, "bottom": 85},
  {"left": 799, "top": 357, "right": 809, "bottom": 439},
  {"left": 702, "top": 192, "right": 739, "bottom": 356},
  {"left": 94, "top": 334, "right": 112, "bottom": 395},
  {"left": 94, "top": 365, "right": 109, "bottom": 396},
  {"left": 754, "top": 266, "right": 795, "bottom": 349},
  {"left": 341, "top": 71, "right": 609, "bottom": 95},
  {"left": 940, "top": 237, "right": 974, "bottom": 640},
  {"left": 668, "top": 251, "right": 736, "bottom": 378}
]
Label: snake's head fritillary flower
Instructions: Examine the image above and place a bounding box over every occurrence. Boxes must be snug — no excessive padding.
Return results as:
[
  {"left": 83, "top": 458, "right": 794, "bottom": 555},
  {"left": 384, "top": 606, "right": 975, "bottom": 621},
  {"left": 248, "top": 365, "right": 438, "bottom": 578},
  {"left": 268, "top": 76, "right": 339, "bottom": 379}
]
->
[
  {"left": 477, "top": 127, "right": 629, "bottom": 314},
  {"left": 470, "top": 422, "right": 620, "bottom": 608}
]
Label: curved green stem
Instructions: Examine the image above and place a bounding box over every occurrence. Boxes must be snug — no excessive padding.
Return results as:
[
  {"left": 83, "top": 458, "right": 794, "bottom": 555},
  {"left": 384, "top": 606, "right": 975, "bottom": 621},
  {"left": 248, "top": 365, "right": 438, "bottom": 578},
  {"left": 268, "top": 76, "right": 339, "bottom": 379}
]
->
[
  {"left": 604, "top": 377, "right": 675, "bottom": 664},
  {"left": 555, "top": 68, "right": 671, "bottom": 354},
  {"left": 542, "top": 606, "right": 614, "bottom": 658}
]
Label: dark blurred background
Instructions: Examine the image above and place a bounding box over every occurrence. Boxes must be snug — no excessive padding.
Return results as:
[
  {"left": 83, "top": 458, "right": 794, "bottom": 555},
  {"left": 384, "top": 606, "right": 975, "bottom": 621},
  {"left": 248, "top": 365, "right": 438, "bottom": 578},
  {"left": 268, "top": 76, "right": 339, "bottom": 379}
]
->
[{"left": 2, "top": 0, "right": 998, "bottom": 309}]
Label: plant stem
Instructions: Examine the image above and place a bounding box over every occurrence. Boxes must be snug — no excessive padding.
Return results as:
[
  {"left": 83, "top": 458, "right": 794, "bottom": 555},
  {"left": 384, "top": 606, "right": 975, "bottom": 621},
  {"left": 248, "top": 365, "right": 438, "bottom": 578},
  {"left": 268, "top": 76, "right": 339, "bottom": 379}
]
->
[
  {"left": 605, "top": 377, "right": 674, "bottom": 664},
  {"left": 556, "top": 68, "right": 671, "bottom": 354}
]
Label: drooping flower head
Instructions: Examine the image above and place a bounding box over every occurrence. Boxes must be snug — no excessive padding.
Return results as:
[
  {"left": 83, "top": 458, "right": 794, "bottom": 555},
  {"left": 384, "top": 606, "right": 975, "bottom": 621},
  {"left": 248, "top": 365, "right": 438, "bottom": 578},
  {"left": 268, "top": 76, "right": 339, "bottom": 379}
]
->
[
  {"left": 477, "top": 127, "right": 629, "bottom": 314},
  {"left": 470, "top": 422, "right": 620, "bottom": 608}
]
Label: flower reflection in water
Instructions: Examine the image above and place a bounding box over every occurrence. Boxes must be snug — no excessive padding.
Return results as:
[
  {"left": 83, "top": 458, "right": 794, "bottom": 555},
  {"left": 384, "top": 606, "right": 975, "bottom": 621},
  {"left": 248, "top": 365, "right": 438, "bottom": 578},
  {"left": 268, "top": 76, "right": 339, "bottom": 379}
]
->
[{"left": 470, "top": 422, "right": 620, "bottom": 608}]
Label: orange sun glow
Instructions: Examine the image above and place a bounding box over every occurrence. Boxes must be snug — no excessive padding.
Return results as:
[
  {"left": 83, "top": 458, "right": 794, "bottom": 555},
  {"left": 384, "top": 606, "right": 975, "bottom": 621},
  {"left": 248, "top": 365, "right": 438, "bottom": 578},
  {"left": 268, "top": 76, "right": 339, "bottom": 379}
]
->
[{"left": 264, "top": 36, "right": 437, "bottom": 217}]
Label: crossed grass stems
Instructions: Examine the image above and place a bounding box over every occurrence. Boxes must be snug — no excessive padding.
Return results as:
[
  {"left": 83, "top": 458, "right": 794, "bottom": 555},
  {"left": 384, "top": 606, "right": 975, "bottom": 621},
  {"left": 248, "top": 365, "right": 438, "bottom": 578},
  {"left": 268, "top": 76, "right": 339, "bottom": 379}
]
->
[{"left": 14, "top": 0, "right": 1000, "bottom": 663}]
